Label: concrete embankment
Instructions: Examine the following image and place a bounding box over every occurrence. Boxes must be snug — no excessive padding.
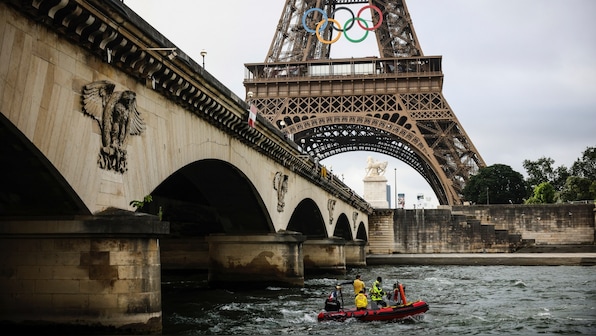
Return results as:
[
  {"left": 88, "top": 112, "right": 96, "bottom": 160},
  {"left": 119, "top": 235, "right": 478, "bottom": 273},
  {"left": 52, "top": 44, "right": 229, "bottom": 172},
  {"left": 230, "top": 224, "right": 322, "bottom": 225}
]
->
[{"left": 366, "top": 253, "right": 596, "bottom": 266}]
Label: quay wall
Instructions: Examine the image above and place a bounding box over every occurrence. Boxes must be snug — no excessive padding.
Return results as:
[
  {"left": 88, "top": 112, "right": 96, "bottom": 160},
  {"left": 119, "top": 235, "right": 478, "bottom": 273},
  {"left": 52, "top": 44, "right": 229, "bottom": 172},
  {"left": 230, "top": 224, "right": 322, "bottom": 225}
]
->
[
  {"left": 368, "top": 204, "right": 595, "bottom": 254},
  {"left": 452, "top": 204, "right": 595, "bottom": 246}
]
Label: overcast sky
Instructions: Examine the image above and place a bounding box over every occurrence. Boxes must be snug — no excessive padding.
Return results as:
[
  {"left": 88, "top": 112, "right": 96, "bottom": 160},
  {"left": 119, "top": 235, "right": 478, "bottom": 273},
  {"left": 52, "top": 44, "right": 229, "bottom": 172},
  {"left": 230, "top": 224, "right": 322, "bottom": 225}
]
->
[{"left": 123, "top": 0, "right": 596, "bottom": 208}]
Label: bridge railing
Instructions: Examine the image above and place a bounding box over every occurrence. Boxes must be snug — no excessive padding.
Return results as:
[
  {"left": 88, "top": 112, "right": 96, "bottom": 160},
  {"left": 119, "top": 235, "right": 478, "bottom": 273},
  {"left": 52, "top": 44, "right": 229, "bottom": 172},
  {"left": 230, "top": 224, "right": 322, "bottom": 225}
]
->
[
  {"left": 5, "top": 0, "right": 373, "bottom": 215},
  {"left": 279, "top": 139, "right": 374, "bottom": 214},
  {"left": 244, "top": 56, "right": 443, "bottom": 82}
]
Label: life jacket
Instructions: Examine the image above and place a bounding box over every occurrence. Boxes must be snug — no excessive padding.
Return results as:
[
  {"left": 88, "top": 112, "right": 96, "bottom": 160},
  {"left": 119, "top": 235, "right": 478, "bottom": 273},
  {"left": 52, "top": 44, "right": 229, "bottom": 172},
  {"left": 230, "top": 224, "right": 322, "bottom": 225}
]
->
[
  {"left": 355, "top": 293, "right": 368, "bottom": 309},
  {"left": 370, "top": 281, "right": 384, "bottom": 301},
  {"left": 391, "top": 283, "right": 407, "bottom": 305}
]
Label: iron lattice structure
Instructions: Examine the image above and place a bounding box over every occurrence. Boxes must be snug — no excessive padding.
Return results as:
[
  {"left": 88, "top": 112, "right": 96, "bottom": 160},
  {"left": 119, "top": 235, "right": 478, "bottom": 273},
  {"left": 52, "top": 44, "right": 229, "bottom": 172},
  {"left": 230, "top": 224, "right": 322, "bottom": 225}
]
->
[{"left": 244, "top": 0, "right": 486, "bottom": 205}]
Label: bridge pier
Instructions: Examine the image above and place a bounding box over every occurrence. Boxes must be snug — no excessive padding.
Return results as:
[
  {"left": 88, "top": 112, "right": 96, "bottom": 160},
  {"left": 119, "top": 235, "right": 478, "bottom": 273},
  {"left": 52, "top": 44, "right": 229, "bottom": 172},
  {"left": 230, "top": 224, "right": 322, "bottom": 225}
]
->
[
  {"left": 303, "top": 237, "right": 347, "bottom": 275},
  {"left": 345, "top": 239, "right": 367, "bottom": 267},
  {"left": 206, "top": 231, "right": 306, "bottom": 288},
  {"left": 0, "top": 210, "right": 168, "bottom": 334},
  {"left": 160, "top": 237, "right": 209, "bottom": 272}
]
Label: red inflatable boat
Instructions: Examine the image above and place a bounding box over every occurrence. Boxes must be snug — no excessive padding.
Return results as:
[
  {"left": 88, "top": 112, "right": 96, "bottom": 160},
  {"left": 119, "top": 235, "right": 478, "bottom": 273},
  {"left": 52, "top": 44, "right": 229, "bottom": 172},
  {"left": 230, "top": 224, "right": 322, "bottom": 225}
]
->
[{"left": 317, "top": 300, "right": 429, "bottom": 322}]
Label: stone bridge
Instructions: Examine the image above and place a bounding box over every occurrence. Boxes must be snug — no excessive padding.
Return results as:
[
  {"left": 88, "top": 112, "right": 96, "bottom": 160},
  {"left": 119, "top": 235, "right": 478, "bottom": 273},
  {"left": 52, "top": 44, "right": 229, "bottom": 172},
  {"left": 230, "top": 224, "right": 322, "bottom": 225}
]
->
[{"left": 0, "top": 0, "right": 372, "bottom": 333}]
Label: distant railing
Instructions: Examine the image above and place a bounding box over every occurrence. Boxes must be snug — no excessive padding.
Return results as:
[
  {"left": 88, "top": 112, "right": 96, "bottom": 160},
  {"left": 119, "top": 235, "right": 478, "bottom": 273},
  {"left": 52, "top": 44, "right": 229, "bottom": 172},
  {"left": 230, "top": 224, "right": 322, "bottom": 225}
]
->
[{"left": 244, "top": 56, "right": 442, "bottom": 82}]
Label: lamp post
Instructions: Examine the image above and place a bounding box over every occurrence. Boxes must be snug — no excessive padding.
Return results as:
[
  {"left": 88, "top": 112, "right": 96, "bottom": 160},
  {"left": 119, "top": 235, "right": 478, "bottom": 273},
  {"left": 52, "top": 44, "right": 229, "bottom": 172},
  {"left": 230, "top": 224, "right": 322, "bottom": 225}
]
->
[
  {"left": 200, "top": 49, "right": 207, "bottom": 68},
  {"left": 394, "top": 168, "right": 397, "bottom": 208}
]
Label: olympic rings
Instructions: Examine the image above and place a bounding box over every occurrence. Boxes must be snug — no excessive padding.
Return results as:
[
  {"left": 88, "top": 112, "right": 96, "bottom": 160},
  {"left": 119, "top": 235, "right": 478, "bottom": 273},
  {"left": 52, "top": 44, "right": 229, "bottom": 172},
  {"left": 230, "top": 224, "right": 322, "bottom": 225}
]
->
[
  {"left": 302, "top": 5, "right": 383, "bottom": 44},
  {"left": 330, "top": 7, "right": 354, "bottom": 32},
  {"left": 315, "top": 18, "right": 342, "bottom": 44},
  {"left": 344, "top": 17, "right": 369, "bottom": 43},
  {"left": 357, "top": 5, "right": 383, "bottom": 31},
  {"left": 302, "top": 8, "right": 328, "bottom": 34}
]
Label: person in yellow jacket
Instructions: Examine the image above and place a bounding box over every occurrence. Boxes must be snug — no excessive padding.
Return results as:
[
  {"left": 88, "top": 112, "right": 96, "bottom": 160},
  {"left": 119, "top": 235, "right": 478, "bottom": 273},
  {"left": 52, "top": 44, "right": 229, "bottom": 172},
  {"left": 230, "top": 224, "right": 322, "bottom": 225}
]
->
[
  {"left": 339, "top": 274, "right": 366, "bottom": 296},
  {"left": 353, "top": 274, "right": 365, "bottom": 296},
  {"left": 355, "top": 289, "right": 368, "bottom": 310},
  {"left": 370, "top": 276, "right": 387, "bottom": 308}
]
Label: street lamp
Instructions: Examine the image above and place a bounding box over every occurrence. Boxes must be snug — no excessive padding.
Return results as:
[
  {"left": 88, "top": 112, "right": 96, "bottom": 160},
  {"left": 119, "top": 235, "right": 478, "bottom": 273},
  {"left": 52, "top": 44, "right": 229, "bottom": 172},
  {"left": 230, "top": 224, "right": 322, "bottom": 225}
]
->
[
  {"left": 200, "top": 49, "right": 207, "bottom": 68},
  {"left": 394, "top": 168, "right": 397, "bottom": 208}
]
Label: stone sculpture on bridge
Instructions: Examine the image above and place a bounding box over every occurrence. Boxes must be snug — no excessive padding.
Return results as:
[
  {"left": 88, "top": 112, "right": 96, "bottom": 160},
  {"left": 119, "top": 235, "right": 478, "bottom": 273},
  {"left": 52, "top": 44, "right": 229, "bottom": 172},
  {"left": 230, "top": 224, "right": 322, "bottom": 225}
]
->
[
  {"left": 365, "top": 156, "right": 388, "bottom": 177},
  {"left": 273, "top": 172, "right": 289, "bottom": 212},
  {"left": 327, "top": 199, "right": 336, "bottom": 225},
  {"left": 82, "top": 80, "right": 145, "bottom": 173}
]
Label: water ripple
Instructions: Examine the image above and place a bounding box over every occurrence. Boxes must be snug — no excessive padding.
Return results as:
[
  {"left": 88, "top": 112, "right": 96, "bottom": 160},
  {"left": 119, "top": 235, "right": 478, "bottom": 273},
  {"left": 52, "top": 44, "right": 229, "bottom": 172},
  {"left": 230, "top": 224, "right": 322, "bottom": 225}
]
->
[{"left": 162, "top": 265, "right": 596, "bottom": 335}]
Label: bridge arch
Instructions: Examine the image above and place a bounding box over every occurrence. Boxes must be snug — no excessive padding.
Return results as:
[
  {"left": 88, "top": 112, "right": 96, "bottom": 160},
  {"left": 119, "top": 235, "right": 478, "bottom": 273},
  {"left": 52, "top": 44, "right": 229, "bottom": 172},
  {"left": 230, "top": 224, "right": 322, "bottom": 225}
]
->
[
  {"left": 333, "top": 213, "right": 353, "bottom": 240},
  {"left": 356, "top": 222, "right": 368, "bottom": 241},
  {"left": 138, "top": 159, "right": 274, "bottom": 235},
  {"left": 294, "top": 120, "right": 450, "bottom": 204},
  {"left": 0, "top": 113, "right": 89, "bottom": 217},
  {"left": 286, "top": 198, "right": 327, "bottom": 238}
]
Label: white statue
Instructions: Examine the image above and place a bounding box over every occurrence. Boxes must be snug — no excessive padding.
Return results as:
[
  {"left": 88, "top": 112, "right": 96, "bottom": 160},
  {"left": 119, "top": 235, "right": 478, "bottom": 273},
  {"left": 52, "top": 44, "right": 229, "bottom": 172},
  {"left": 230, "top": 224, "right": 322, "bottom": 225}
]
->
[{"left": 365, "top": 156, "right": 388, "bottom": 176}]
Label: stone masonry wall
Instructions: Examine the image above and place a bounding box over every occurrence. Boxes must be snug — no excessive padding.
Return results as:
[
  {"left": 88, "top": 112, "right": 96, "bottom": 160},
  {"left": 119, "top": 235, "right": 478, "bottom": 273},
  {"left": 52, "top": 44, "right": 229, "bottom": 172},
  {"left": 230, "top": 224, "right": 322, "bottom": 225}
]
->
[
  {"left": 452, "top": 204, "right": 595, "bottom": 245},
  {"left": 0, "top": 235, "right": 163, "bottom": 333},
  {"left": 367, "top": 204, "right": 595, "bottom": 254},
  {"left": 367, "top": 210, "right": 395, "bottom": 254}
]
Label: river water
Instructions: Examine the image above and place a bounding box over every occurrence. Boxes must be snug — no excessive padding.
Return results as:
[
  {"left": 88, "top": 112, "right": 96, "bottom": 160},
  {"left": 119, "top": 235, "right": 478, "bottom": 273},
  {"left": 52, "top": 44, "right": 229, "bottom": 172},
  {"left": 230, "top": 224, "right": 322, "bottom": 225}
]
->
[{"left": 161, "top": 265, "right": 595, "bottom": 335}]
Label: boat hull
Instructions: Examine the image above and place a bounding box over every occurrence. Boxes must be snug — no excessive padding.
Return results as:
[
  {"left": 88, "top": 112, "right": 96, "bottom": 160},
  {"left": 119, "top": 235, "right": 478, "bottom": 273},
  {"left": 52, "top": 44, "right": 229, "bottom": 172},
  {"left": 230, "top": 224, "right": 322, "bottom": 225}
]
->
[{"left": 317, "top": 300, "right": 429, "bottom": 322}]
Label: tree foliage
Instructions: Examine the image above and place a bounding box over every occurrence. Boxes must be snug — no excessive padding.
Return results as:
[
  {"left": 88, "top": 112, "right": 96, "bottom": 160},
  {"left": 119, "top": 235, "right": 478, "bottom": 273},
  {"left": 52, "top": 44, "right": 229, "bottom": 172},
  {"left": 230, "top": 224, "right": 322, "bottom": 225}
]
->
[
  {"left": 525, "top": 182, "right": 556, "bottom": 204},
  {"left": 463, "top": 164, "right": 529, "bottom": 204},
  {"left": 559, "top": 176, "right": 596, "bottom": 202},
  {"left": 570, "top": 146, "right": 596, "bottom": 180},
  {"left": 523, "top": 146, "right": 595, "bottom": 202},
  {"left": 522, "top": 157, "right": 569, "bottom": 191}
]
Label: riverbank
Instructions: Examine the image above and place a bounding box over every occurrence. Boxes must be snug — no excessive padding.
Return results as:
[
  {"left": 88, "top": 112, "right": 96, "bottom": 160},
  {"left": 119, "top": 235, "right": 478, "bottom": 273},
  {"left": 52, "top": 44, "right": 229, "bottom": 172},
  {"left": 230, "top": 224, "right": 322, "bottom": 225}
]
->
[{"left": 366, "top": 253, "right": 596, "bottom": 266}]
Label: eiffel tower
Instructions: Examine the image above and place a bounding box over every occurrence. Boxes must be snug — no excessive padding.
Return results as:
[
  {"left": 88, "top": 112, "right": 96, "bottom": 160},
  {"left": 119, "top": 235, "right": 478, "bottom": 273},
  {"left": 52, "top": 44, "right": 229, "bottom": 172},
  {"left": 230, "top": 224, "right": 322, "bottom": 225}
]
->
[{"left": 243, "top": 0, "right": 486, "bottom": 205}]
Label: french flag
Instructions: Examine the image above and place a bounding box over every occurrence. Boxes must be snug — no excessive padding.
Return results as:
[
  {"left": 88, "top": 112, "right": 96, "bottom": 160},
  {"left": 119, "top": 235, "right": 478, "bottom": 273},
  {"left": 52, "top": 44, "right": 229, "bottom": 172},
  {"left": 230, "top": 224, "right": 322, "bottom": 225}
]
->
[{"left": 248, "top": 104, "right": 258, "bottom": 128}]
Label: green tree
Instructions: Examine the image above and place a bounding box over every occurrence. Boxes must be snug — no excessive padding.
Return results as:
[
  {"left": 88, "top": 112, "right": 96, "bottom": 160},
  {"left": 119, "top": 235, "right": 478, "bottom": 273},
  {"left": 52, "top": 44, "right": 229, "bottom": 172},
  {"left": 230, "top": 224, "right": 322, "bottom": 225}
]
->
[
  {"left": 522, "top": 157, "right": 569, "bottom": 191},
  {"left": 559, "top": 176, "right": 596, "bottom": 202},
  {"left": 570, "top": 146, "right": 596, "bottom": 180},
  {"left": 525, "top": 182, "right": 556, "bottom": 204},
  {"left": 463, "top": 164, "right": 529, "bottom": 204}
]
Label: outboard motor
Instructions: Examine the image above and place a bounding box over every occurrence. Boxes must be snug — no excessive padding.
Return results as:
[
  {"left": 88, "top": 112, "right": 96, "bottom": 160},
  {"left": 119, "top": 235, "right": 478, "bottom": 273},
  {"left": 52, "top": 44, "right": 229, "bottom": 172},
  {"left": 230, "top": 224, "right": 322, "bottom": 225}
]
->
[
  {"left": 324, "top": 285, "right": 342, "bottom": 311},
  {"left": 324, "top": 296, "right": 340, "bottom": 312}
]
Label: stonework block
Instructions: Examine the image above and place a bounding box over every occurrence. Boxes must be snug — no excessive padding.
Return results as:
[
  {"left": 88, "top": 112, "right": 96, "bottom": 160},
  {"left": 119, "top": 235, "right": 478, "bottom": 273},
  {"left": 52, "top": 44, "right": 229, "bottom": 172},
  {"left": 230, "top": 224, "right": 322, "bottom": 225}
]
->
[
  {"left": 88, "top": 265, "right": 118, "bottom": 280},
  {"left": 53, "top": 293, "right": 90, "bottom": 310},
  {"left": 117, "top": 265, "right": 146, "bottom": 279},
  {"left": 79, "top": 280, "right": 113, "bottom": 294},
  {"left": 18, "top": 265, "right": 54, "bottom": 279},
  {"left": 111, "top": 279, "right": 145, "bottom": 294},
  {"left": 40, "top": 251, "right": 82, "bottom": 266},
  {"left": 80, "top": 251, "right": 110, "bottom": 266},
  {"left": 110, "top": 251, "right": 149, "bottom": 266},
  {"left": 7, "top": 293, "right": 52, "bottom": 312},
  {"left": 0, "top": 278, "right": 35, "bottom": 293},
  {"left": 51, "top": 265, "right": 89, "bottom": 280},
  {"left": 54, "top": 238, "right": 91, "bottom": 252},
  {"left": 36, "top": 279, "right": 80, "bottom": 294},
  {"left": 88, "top": 293, "right": 119, "bottom": 310},
  {"left": 117, "top": 292, "right": 160, "bottom": 313}
]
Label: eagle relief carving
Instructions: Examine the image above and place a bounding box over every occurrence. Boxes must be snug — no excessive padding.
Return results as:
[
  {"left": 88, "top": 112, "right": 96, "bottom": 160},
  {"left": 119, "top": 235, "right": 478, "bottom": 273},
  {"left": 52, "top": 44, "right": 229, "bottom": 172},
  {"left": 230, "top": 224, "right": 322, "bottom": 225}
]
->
[
  {"left": 273, "top": 171, "right": 289, "bottom": 212},
  {"left": 82, "top": 80, "right": 145, "bottom": 173}
]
